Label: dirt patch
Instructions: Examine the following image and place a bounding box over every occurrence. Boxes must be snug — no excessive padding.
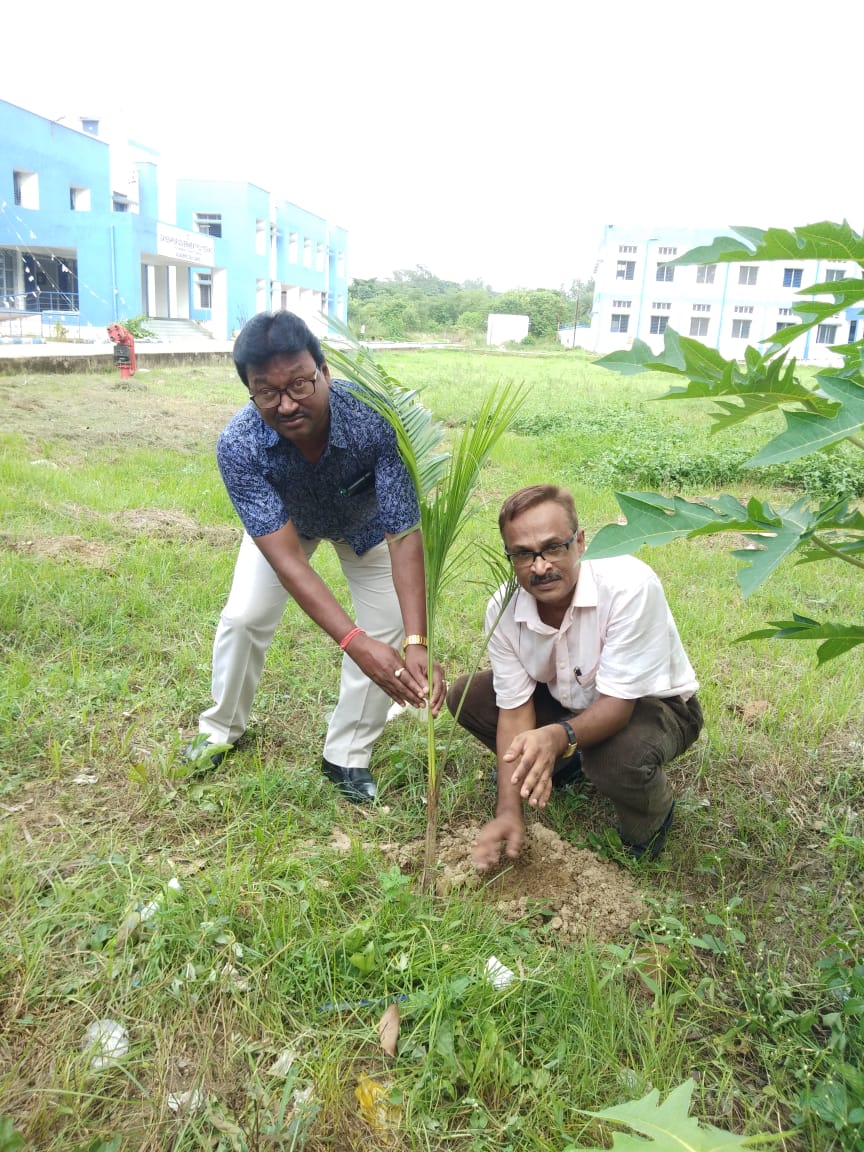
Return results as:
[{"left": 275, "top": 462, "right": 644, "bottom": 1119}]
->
[
  {"left": 0, "top": 533, "right": 112, "bottom": 566},
  {"left": 388, "top": 822, "right": 643, "bottom": 946},
  {"left": 115, "top": 508, "right": 239, "bottom": 547}
]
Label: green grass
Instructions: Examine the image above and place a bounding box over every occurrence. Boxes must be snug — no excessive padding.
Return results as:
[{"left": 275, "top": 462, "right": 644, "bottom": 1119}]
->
[{"left": 0, "top": 350, "right": 862, "bottom": 1150}]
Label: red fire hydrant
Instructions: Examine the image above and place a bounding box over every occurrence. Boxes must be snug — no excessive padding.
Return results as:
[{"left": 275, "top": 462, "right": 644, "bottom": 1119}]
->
[{"left": 107, "top": 323, "right": 137, "bottom": 379}]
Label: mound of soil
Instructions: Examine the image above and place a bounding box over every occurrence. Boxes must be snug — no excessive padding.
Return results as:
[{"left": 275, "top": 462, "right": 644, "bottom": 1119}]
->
[{"left": 388, "top": 822, "right": 644, "bottom": 946}]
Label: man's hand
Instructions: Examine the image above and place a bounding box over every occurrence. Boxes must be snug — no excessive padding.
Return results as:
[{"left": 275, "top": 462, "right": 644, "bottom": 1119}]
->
[
  {"left": 402, "top": 647, "right": 445, "bottom": 716},
  {"left": 501, "top": 725, "right": 564, "bottom": 808},
  {"left": 472, "top": 812, "right": 525, "bottom": 871},
  {"left": 348, "top": 635, "right": 428, "bottom": 708}
]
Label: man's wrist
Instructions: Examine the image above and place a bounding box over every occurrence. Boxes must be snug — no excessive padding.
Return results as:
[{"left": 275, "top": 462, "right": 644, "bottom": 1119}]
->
[{"left": 402, "top": 634, "right": 428, "bottom": 654}]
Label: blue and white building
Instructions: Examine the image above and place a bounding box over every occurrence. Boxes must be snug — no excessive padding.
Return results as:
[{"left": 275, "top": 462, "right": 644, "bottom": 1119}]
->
[
  {"left": 0, "top": 98, "right": 347, "bottom": 341},
  {"left": 566, "top": 225, "right": 861, "bottom": 365}
]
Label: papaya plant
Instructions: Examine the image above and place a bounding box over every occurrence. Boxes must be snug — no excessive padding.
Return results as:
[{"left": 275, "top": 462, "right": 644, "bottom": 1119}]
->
[{"left": 586, "top": 221, "right": 864, "bottom": 663}]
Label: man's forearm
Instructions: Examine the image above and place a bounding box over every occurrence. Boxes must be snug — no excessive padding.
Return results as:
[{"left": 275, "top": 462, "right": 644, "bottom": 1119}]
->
[
  {"left": 553, "top": 694, "right": 635, "bottom": 752},
  {"left": 387, "top": 528, "right": 428, "bottom": 638}
]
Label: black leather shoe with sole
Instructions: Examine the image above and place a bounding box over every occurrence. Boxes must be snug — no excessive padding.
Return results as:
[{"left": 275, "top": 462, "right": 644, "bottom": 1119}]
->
[{"left": 321, "top": 757, "right": 377, "bottom": 804}]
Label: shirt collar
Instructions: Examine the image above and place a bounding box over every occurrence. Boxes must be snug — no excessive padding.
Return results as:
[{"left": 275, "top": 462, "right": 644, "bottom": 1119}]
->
[{"left": 512, "top": 561, "right": 598, "bottom": 631}]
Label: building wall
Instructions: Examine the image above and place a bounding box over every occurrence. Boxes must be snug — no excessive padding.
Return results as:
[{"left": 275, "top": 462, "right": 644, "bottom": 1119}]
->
[
  {"left": 1, "top": 99, "right": 347, "bottom": 341},
  {"left": 586, "top": 225, "right": 860, "bottom": 364}
]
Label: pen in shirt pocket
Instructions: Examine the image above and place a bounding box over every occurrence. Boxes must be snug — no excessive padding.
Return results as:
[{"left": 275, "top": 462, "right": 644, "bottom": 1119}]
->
[
  {"left": 340, "top": 470, "right": 375, "bottom": 498},
  {"left": 574, "top": 667, "right": 582, "bottom": 684}
]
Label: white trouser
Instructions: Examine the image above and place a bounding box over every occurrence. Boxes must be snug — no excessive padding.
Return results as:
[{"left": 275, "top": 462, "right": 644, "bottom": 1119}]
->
[{"left": 199, "top": 531, "right": 403, "bottom": 769}]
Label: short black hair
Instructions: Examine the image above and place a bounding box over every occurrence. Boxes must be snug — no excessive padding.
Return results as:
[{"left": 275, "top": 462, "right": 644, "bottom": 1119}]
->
[
  {"left": 232, "top": 311, "right": 325, "bottom": 387},
  {"left": 499, "top": 485, "right": 579, "bottom": 538}
]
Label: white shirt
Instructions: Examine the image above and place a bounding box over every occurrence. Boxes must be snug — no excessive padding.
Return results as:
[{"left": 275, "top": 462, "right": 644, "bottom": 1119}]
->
[{"left": 486, "top": 556, "right": 699, "bottom": 710}]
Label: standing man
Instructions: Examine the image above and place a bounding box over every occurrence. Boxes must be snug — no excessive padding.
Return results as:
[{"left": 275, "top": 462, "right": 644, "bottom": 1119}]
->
[
  {"left": 446, "top": 485, "right": 702, "bottom": 866},
  {"left": 188, "top": 310, "right": 443, "bottom": 803}
]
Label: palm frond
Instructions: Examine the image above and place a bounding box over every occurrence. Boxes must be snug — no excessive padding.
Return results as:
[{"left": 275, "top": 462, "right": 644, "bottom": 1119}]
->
[{"left": 323, "top": 328, "right": 448, "bottom": 498}]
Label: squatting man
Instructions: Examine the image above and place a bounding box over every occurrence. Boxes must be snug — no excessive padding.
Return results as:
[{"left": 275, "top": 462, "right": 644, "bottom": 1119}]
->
[
  {"left": 446, "top": 485, "right": 703, "bottom": 869},
  {"left": 187, "top": 310, "right": 444, "bottom": 802}
]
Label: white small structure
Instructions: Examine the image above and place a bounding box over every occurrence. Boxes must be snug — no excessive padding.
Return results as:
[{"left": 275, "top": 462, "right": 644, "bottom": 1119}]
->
[{"left": 487, "top": 313, "right": 529, "bottom": 345}]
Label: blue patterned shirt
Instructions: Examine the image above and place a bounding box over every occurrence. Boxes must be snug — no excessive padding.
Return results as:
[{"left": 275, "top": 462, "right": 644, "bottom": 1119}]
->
[{"left": 216, "top": 382, "right": 421, "bottom": 554}]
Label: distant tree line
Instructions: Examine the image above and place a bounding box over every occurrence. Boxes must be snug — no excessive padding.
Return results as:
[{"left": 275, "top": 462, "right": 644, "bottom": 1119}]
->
[{"left": 348, "top": 265, "right": 594, "bottom": 342}]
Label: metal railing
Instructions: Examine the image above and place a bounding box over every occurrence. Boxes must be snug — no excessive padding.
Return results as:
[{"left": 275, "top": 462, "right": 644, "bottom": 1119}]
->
[{"left": 0, "top": 291, "right": 80, "bottom": 313}]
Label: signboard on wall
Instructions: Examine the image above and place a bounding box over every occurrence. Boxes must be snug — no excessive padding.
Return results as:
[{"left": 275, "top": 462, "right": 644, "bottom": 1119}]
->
[{"left": 156, "top": 224, "right": 214, "bottom": 266}]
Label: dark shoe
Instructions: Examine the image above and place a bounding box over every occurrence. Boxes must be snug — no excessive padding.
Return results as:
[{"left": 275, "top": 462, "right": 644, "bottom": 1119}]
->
[
  {"left": 183, "top": 737, "right": 231, "bottom": 771},
  {"left": 551, "top": 750, "right": 584, "bottom": 791},
  {"left": 622, "top": 802, "right": 675, "bottom": 862},
  {"left": 322, "top": 757, "right": 377, "bottom": 804}
]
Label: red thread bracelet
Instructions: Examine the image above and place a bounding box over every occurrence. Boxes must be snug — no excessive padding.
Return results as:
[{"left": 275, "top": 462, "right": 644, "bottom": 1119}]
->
[{"left": 339, "top": 625, "right": 366, "bottom": 651}]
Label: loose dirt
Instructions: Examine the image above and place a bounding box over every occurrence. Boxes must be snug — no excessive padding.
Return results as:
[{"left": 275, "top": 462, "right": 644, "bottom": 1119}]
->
[{"left": 386, "top": 821, "right": 643, "bottom": 946}]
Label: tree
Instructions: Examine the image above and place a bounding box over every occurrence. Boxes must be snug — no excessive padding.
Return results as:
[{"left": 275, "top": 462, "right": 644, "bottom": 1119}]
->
[{"left": 585, "top": 221, "right": 864, "bottom": 663}]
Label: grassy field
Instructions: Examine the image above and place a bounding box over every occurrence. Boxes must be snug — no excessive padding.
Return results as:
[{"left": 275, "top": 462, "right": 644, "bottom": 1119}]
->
[{"left": 0, "top": 347, "right": 862, "bottom": 1150}]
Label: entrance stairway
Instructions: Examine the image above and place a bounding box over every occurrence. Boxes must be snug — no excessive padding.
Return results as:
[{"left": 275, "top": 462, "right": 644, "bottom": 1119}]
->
[{"left": 143, "top": 317, "right": 215, "bottom": 343}]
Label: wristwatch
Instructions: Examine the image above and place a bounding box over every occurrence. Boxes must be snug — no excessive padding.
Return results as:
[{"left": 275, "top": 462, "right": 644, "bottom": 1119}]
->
[{"left": 556, "top": 719, "right": 579, "bottom": 759}]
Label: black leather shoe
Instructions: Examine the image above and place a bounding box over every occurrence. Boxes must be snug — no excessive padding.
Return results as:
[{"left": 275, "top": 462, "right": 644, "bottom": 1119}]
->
[
  {"left": 183, "top": 738, "right": 231, "bottom": 771},
  {"left": 321, "top": 757, "right": 377, "bottom": 804},
  {"left": 622, "top": 802, "right": 675, "bottom": 862}
]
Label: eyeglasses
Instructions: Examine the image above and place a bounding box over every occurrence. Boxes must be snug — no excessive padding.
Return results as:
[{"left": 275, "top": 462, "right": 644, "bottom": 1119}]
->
[
  {"left": 505, "top": 532, "right": 578, "bottom": 570},
  {"left": 250, "top": 368, "right": 319, "bottom": 410}
]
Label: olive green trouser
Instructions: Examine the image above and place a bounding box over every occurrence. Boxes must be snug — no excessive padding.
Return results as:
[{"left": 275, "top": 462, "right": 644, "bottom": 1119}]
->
[{"left": 446, "top": 670, "right": 703, "bottom": 845}]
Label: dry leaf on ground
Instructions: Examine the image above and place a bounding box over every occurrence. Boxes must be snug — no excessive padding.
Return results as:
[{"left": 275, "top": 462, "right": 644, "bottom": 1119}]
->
[{"left": 378, "top": 1002, "right": 400, "bottom": 1057}]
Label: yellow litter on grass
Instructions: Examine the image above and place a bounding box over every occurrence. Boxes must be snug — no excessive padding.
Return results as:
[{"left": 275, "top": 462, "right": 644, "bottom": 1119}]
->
[{"left": 355, "top": 1075, "right": 401, "bottom": 1130}]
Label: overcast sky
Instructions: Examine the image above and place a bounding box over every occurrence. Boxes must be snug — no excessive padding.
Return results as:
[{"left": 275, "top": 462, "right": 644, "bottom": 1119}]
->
[{"left": 3, "top": 0, "right": 861, "bottom": 290}]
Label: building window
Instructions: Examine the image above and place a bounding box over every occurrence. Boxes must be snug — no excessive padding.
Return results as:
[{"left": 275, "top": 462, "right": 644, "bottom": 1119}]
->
[
  {"left": 612, "top": 299, "right": 632, "bottom": 308},
  {"left": 816, "top": 324, "right": 839, "bottom": 344},
  {"left": 618, "top": 244, "right": 637, "bottom": 253},
  {"left": 303, "top": 238, "right": 312, "bottom": 268},
  {"left": 70, "top": 185, "right": 91, "bottom": 211},
  {"left": 778, "top": 307, "right": 793, "bottom": 316},
  {"left": 610, "top": 313, "right": 629, "bottom": 333},
  {"left": 0, "top": 248, "right": 15, "bottom": 296},
  {"left": 775, "top": 322, "right": 794, "bottom": 332},
  {"left": 849, "top": 320, "right": 858, "bottom": 342},
  {"left": 696, "top": 264, "right": 716, "bottom": 284},
  {"left": 651, "top": 301, "right": 671, "bottom": 310},
  {"left": 739, "top": 266, "right": 758, "bottom": 286},
  {"left": 13, "top": 169, "right": 39, "bottom": 209},
  {"left": 692, "top": 303, "right": 711, "bottom": 313},
  {"left": 112, "top": 192, "right": 130, "bottom": 213},
  {"left": 825, "top": 269, "right": 845, "bottom": 282},
  {"left": 288, "top": 232, "right": 298, "bottom": 263},
  {"left": 255, "top": 219, "right": 266, "bottom": 256},
  {"left": 658, "top": 246, "right": 677, "bottom": 255},
  {"left": 734, "top": 305, "right": 754, "bottom": 314},
  {"left": 732, "top": 319, "right": 751, "bottom": 339},
  {"left": 656, "top": 265, "right": 675, "bottom": 282},
  {"left": 783, "top": 268, "right": 803, "bottom": 288},
  {"left": 616, "top": 260, "right": 635, "bottom": 280},
  {"left": 650, "top": 315, "right": 669, "bottom": 335},
  {"left": 690, "top": 317, "right": 709, "bottom": 338},
  {"left": 193, "top": 212, "right": 222, "bottom": 237},
  {"left": 194, "top": 271, "right": 212, "bottom": 309}
]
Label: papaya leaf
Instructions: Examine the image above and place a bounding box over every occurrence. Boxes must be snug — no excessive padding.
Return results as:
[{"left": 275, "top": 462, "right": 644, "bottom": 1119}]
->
[
  {"left": 747, "top": 375, "right": 864, "bottom": 464},
  {"left": 671, "top": 221, "right": 864, "bottom": 265},
  {"left": 576, "top": 1078, "right": 777, "bottom": 1150},
  {"left": 736, "top": 617, "right": 864, "bottom": 663}
]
